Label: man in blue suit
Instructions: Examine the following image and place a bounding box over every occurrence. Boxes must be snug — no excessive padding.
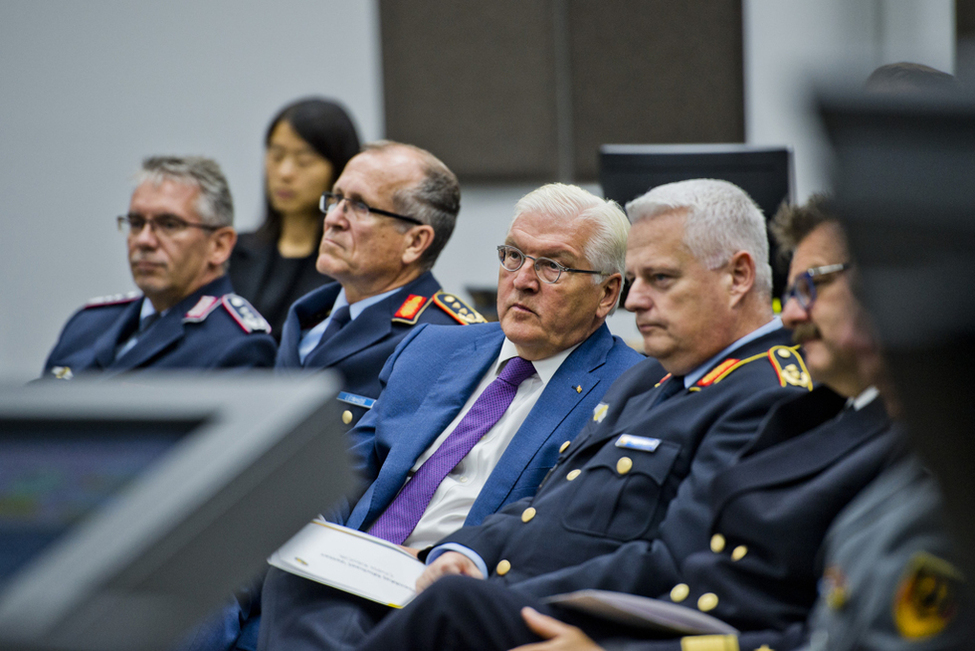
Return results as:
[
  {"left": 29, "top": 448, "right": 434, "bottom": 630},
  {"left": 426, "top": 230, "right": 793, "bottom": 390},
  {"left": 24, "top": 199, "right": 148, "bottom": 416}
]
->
[
  {"left": 275, "top": 141, "right": 482, "bottom": 429},
  {"left": 43, "top": 156, "right": 276, "bottom": 377},
  {"left": 248, "top": 183, "right": 643, "bottom": 651}
]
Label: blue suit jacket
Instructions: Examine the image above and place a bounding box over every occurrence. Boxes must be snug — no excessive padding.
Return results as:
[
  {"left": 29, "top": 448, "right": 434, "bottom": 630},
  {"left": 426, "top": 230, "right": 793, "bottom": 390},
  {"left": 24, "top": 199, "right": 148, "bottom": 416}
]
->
[
  {"left": 275, "top": 271, "right": 473, "bottom": 428},
  {"left": 342, "top": 321, "right": 644, "bottom": 531},
  {"left": 42, "top": 276, "right": 276, "bottom": 377}
]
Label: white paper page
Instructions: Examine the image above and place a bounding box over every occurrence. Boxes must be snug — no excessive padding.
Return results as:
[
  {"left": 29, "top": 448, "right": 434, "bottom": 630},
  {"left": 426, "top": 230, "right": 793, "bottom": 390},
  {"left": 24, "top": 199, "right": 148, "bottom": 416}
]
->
[{"left": 268, "top": 520, "right": 425, "bottom": 608}]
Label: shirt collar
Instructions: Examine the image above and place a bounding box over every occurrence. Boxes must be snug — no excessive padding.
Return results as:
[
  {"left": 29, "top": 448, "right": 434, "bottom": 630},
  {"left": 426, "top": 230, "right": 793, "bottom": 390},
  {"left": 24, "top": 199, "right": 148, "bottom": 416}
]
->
[
  {"left": 139, "top": 297, "right": 167, "bottom": 320},
  {"left": 683, "top": 317, "right": 783, "bottom": 388},
  {"left": 495, "top": 337, "right": 581, "bottom": 386},
  {"left": 334, "top": 286, "right": 402, "bottom": 321},
  {"left": 847, "top": 385, "right": 880, "bottom": 410}
]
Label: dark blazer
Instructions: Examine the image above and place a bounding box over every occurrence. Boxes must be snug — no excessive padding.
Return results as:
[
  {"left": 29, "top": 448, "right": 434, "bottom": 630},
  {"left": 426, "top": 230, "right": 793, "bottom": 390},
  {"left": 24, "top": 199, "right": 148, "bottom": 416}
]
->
[
  {"left": 440, "top": 328, "right": 811, "bottom": 600},
  {"left": 42, "top": 276, "right": 276, "bottom": 377},
  {"left": 275, "top": 271, "right": 474, "bottom": 428},
  {"left": 343, "top": 321, "right": 644, "bottom": 531},
  {"left": 634, "top": 387, "right": 903, "bottom": 651},
  {"left": 228, "top": 232, "right": 332, "bottom": 341}
]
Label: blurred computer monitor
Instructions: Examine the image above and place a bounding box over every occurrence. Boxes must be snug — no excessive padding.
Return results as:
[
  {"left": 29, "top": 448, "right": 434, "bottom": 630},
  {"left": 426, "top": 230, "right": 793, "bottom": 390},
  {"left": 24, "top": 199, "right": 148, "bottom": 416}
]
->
[
  {"left": 600, "top": 143, "right": 794, "bottom": 298},
  {"left": 0, "top": 373, "right": 352, "bottom": 651}
]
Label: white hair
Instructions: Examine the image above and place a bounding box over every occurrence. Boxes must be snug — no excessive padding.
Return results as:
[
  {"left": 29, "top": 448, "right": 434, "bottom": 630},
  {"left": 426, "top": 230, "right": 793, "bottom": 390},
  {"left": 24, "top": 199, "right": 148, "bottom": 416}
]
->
[
  {"left": 625, "top": 179, "right": 772, "bottom": 297},
  {"left": 511, "top": 183, "right": 630, "bottom": 280}
]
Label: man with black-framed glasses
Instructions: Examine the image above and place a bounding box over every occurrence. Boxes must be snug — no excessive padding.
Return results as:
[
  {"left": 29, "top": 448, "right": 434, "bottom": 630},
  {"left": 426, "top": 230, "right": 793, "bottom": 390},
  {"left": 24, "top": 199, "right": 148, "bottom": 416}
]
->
[
  {"left": 42, "top": 156, "right": 276, "bottom": 378},
  {"left": 275, "top": 140, "right": 483, "bottom": 430}
]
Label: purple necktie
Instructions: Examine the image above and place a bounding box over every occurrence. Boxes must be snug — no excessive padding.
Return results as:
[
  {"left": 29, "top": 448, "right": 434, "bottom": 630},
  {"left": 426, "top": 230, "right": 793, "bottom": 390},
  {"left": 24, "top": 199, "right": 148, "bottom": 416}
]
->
[{"left": 368, "top": 356, "right": 536, "bottom": 544}]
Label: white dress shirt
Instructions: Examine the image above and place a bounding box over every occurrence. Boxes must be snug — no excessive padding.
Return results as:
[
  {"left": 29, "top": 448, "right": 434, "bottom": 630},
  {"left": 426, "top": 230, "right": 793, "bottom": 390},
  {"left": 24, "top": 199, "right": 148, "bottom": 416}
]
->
[{"left": 402, "top": 338, "right": 579, "bottom": 548}]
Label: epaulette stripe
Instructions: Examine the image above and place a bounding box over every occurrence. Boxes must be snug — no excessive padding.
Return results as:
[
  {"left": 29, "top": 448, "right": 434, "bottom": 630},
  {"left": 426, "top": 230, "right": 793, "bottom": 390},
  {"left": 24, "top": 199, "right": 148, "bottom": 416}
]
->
[
  {"left": 768, "top": 344, "right": 813, "bottom": 390},
  {"left": 84, "top": 291, "right": 141, "bottom": 308},
  {"left": 654, "top": 372, "right": 673, "bottom": 388},
  {"left": 697, "top": 358, "right": 741, "bottom": 387},
  {"left": 220, "top": 295, "right": 272, "bottom": 333},
  {"left": 432, "top": 291, "right": 487, "bottom": 325},
  {"left": 706, "top": 351, "right": 775, "bottom": 386}
]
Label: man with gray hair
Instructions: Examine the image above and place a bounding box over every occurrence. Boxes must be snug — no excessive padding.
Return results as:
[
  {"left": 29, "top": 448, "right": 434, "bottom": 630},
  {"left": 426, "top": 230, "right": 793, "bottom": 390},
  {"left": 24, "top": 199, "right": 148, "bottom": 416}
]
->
[
  {"left": 43, "top": 156, "right": 276, "bottom": 377},
  {"left": 238, "top": 182, "right": 643, "bottom": 651},
  {"left": 341, "top": 178, "right": 812, "bottom": 651},
  {"left": 275, "top": 141, "right": 484, "bottom": 429}
]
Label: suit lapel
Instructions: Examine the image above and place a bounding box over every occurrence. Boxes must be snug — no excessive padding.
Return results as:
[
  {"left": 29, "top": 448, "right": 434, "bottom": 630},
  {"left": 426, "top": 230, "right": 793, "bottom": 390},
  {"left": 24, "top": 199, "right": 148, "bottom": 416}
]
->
[
  {"left": 471, "top": 325, "right": 614, "bottom": 519},
  {"left": 365, "top": 327, "right": 505, "bottom": 524},
  {"left": 91, "top": 299, "right": 143, "bottom": 368},
  {"left": 112, "top": 309, "right": 186, "bottom": 370}
]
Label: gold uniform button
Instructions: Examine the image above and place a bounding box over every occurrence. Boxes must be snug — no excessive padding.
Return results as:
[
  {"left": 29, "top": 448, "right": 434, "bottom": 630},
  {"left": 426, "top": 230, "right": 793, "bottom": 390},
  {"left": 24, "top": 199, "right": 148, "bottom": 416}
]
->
[
  {"left": 566, "top": 469, "right": 581, "bottom": 481},
  {"left": 698, "top": 593, "right": 719, "bottom": 612},
  {"left": 496, "top": 560, "right": 511, "bottom": 576},
  {"left": 342, "top": 410, "right": 353, "bottom": 424},
  {"left": 731, "top": 545, "right": 748, "bottom": 561},
  {"left": 710, "top": 534, "right": 726, "bottom": 553},
  {"left": 616, "top": 456, "right": 633, "bottom": 475},
  {"left": 670, "top": 583, "right": 690, "bottom": 603},
  {"left": 559, "top": 440, "right": 571, "bottom": 453},
  {"left": 777, "top": 348, "right": 791, "bottom": 358},
  {"left": 521, "top": 507, "right": 536, "bottom": 523}
]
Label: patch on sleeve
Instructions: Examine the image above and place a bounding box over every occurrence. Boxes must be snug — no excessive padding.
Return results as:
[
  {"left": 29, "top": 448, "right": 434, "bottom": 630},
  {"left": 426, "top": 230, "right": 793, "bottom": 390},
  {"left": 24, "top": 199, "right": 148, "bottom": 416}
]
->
[
  {"left": 217, "top": 294, "right": 272, "bottom": 333},
  {"left": 84, "top": 291, "right": 141, "bottom": 309},
  {"left": 894, "top": 551, "right": 963, "bottom": 640},
  {"left": 431, "top": 291, "right": 488, "bottom": 325},
  {"left": 183, "top": 295, "right": 221, "bottom": 322},
  {"left": 768, "top": 345, "right": 813, "bottom": 390},
  {"left": 592, "top": 402, "right": 609, "bottom": 422},
  {"left": 391, "top": 294, "right": 430, "bottom": 324},
  {"left": 50, "top": 366, "right": 74, "bottom": 380}
]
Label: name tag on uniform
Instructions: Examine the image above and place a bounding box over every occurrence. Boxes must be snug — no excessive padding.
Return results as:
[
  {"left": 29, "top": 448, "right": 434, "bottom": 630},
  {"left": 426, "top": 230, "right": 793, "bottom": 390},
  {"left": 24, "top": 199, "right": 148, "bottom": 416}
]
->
[
  {"left": 615, "top": 434, "right": 660, "bottom": 452},
  {"left": 337, "top": 392, "right": 376, "bottom": 410}
]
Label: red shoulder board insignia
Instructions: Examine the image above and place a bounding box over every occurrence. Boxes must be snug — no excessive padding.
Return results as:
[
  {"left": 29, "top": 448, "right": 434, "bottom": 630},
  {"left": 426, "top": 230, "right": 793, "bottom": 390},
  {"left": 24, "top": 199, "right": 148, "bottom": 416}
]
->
[
  {"left": 432, "top": 291, "right": 488, "bottom": 325},
  {"left": 697, "top": 358, "right": 740, "bottom": 387},
  {"left": 218, "top": 294, "right": 272, "bottom": 333},
  {"left": 392, "top": 294, "right": 429, "bottom": 324},
  {"left": 653, "top": 373, "right": 673, "bottom": 388},
  {"left": 84, "top": 291, "right": 141, "bottom": 309},
  {"left": 183, "top": 295, "right": 221, "bottom": 322}
]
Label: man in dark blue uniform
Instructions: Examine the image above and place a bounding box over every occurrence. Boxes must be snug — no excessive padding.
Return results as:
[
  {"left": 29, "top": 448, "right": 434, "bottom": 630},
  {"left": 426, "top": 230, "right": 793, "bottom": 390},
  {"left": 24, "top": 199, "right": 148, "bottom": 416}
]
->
[
  {"left": 279, "top": 178, "right": 811, "bottom": 651},
  {"left": 42, "top": 156, "right": 276, "bottom": 377},
  {"left": 275, "top": 141, "right": 482, "bottom": 429}
]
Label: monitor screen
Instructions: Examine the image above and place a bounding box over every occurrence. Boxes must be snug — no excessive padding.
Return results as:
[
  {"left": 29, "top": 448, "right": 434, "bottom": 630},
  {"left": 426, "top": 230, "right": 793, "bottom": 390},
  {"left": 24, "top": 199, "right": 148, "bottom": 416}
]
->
[
  {"left": 0, "top": 373, "right": 351, "bottom": 651},
  {"left": 600, "top": 144, "right": 794, "bottom": 299}
]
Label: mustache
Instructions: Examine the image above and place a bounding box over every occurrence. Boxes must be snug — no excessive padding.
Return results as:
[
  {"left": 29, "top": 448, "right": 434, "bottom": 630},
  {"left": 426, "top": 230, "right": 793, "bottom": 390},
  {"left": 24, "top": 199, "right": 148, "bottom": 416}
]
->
[{"left": 791, "top": 323, "right": 820, "bottom": 345}]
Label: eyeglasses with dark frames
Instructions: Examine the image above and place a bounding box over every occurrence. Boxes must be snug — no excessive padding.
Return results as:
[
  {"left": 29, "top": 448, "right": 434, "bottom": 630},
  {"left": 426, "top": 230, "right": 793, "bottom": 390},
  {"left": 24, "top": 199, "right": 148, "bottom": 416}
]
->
[
  {"left": 320, "top": 192, "right": 424, "bottom": 226},
  {"left": 782, "top": 263, "right": 851, "bottom": 311},
  {"left": 497, "top": 244, "right": 605, "bottom": 284},
  {"left": 117, "top": 214, "right": 222, "bottom": 238}
]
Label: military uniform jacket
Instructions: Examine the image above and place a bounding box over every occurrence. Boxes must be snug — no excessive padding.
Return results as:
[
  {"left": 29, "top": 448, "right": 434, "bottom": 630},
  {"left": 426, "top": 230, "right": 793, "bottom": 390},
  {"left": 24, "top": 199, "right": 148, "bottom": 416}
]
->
[
  {"left": 440, "top": 327, "right": 810, "bottom": 601},
  {"left": 623, "top": 387, "right": 904, "bottom": 651},
  {"left": 42, "top": 276, "right": 276, "bottom": 377},
  {"left": 802, "top": 457, "right": 968, "bottom": 651},
  {"left": 275, "top": 271, "right": 479, "bottom": 427}
]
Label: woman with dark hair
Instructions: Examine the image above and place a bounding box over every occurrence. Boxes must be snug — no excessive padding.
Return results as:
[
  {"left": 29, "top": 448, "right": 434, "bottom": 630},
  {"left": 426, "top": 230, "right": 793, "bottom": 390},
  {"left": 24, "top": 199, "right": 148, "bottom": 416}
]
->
[{"left": 229, "top": 98, "right": 361, "bottom": 340}]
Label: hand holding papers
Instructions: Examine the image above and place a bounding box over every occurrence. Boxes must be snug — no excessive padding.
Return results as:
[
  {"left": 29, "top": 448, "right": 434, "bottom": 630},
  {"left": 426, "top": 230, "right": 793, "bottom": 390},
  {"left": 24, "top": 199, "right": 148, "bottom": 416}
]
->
[{"left": 268, "top": 520, "right": 425, "bottom": 608}]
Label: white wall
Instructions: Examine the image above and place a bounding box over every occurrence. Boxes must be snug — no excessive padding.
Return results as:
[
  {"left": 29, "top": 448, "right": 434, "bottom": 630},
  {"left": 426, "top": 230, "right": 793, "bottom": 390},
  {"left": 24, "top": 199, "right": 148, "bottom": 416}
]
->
[
  {"left": 0, "top": 1, "right": 956, "bottom": 379},
  {"left": 743, "top": 0, "right": 955, "bottom": 201},
  {"left": 0, "top": 0, "right": 383, "bottom": 380}
]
